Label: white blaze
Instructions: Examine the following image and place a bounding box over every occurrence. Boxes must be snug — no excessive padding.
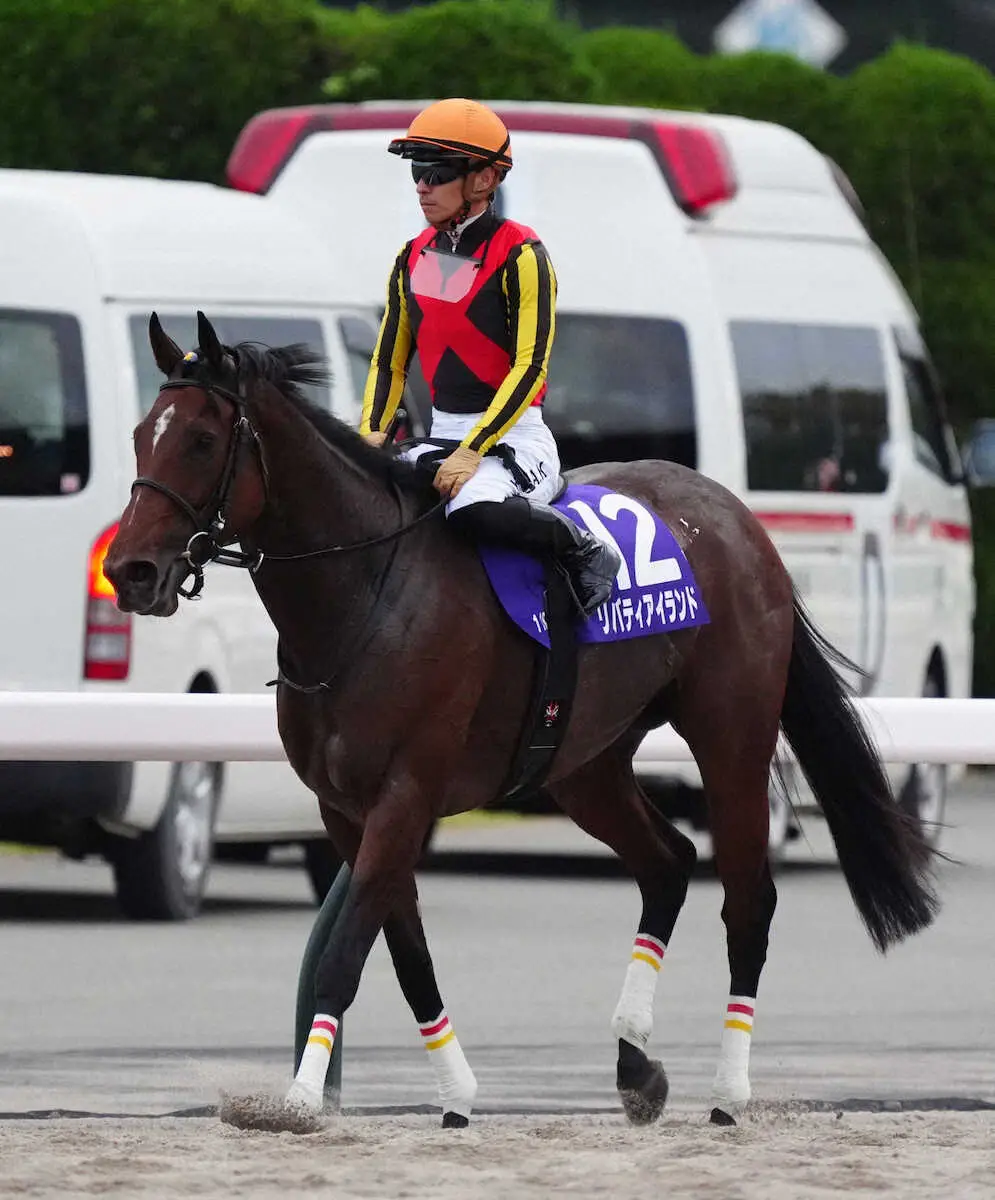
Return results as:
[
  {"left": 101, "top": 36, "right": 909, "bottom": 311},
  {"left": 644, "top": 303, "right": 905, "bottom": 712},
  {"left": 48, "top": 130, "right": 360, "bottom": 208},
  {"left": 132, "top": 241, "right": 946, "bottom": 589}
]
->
[{"left": 152, "top": 403, "right": 175, "bottom": 453}]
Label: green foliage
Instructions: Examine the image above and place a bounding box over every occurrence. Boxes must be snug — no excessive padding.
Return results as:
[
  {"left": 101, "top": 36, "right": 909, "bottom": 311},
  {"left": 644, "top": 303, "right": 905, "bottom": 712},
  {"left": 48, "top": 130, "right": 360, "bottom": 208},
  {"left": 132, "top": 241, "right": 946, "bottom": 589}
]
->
[
  {"left": 580, "top": 26, "right": 703, "bottom": 110},
  {"left": 0, "top": 0, "right": 340, "bottom": 181},
  {"left": 322, "top": 0, "right": 598, "bottom": 104},
  {"left": 914, "top": 261, "right": 995, "bottom": 428},
  {"left": 701, "top": 49, "right": 848, "bottom": 161},
  {"left": 841, "top": 43, "right": 995, "bottom": 275}
]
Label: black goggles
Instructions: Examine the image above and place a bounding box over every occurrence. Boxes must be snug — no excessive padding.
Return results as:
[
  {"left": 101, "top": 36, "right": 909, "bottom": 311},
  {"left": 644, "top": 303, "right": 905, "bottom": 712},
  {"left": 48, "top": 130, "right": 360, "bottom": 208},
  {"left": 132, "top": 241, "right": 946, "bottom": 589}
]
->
[{"left": 411, "top": 160, "right": 470, "bottom": 187}]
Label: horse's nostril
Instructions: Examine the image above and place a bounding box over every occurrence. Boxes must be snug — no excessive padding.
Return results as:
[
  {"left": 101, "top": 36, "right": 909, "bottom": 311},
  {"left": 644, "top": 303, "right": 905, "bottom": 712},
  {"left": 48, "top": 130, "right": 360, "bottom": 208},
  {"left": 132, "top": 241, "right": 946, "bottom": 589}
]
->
[
  {"left": 123, "top": 561, "right": 158, "bottom": 590},
  {"left": 109, "top": 559, "right": 159, "bottom": 599}
]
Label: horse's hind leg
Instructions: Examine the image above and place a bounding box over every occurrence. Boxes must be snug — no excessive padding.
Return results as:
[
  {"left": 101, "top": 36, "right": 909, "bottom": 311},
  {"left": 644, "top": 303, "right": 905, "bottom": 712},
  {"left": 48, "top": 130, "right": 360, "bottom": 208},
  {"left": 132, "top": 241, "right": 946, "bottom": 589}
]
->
[
  {"left": 549, "top": 737, "right": 697, "bottom": 1126},
  {"left": 673, "top": 680, "right": 782, "bottom": 1125},
  {"left": 382, "top": 875, "right": 477, "bottom": 1127}
]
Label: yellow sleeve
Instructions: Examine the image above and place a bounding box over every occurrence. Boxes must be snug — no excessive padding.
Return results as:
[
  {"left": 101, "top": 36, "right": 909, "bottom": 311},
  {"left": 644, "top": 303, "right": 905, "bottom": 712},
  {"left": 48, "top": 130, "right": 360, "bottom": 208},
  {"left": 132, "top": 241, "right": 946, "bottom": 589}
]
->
[
  {"left": 360, "top": 245, "right": 414, "bottom": 435},
  {"left": 462, "top": 240, "right": 557, "bottom": 456}
]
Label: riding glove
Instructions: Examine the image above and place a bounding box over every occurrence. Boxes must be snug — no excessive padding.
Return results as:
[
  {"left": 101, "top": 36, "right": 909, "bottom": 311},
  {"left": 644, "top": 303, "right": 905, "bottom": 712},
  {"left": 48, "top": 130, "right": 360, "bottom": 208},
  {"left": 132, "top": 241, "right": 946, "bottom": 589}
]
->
[{"left": 434, "top": 446, "right": 482, "bottom": 499}]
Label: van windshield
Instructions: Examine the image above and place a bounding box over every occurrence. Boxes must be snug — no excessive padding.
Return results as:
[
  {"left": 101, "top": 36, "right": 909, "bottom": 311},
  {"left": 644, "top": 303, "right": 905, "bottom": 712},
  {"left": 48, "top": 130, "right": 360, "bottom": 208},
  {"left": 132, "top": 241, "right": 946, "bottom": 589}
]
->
[
  {"left": 128, "top": 314, "right": 331, "bottom": 414},
  {"left": 0, "top": 311, "right": 89, "bottom": 497},
  {"left": 544, "top": 315, "right": 696, "bottom": 471}
]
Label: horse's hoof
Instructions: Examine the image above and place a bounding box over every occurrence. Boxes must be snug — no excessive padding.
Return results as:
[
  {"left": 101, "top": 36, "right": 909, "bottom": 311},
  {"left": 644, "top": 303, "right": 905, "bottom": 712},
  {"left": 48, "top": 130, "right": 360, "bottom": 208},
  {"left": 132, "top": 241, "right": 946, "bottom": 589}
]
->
[
  {"left": 710, "top": 1107, "right": 737, "bottom": 1127},
  {"left": 616, "top": 1041, "right": 668, "bottom": 1126},
  {"left": 442, "top": 1111, "right": 469, "bottom": 1129}
]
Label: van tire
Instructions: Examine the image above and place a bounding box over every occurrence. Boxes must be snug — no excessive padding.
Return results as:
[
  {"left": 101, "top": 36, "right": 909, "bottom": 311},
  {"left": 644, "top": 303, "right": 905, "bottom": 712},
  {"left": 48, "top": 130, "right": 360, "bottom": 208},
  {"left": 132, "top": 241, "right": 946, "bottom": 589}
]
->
[
  {"left": 112, "top": 760, "right": 221, "bottom": 921},
  {"left": 898, "top": 670, "right": 947, "bottom": 849}
]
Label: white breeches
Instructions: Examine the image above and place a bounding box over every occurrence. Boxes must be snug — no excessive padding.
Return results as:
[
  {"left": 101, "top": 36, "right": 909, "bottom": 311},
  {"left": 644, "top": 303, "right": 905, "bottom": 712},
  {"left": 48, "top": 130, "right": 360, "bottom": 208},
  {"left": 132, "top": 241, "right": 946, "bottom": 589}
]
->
[{"left": 402, "top": 407, "right": 561, "bottom": 513}]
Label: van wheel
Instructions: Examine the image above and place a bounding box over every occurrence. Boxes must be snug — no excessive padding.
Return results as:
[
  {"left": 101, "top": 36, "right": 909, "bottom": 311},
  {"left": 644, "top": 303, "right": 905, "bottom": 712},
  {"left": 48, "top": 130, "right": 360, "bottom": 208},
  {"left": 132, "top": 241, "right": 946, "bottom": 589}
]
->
[
  {"left": 112, "top": 760, "right": 221, "bottom": 920},
  {"left": 899, "top": 672, "right": 947, "bottom": 849}
]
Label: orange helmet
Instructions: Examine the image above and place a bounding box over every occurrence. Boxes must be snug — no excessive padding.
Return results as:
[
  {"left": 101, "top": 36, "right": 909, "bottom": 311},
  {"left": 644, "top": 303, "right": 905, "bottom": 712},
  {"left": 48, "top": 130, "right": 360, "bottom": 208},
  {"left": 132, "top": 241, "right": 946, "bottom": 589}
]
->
[{"left": 388, "top": 98, "right": 512, "bottom": 174}]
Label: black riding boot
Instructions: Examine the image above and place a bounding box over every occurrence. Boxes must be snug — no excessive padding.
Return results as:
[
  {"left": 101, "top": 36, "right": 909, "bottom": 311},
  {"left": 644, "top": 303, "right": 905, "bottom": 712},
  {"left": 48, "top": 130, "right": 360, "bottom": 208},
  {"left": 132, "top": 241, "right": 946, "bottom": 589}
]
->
[{"left": 449, "top": 496, "right": 621, "bottom": 618}]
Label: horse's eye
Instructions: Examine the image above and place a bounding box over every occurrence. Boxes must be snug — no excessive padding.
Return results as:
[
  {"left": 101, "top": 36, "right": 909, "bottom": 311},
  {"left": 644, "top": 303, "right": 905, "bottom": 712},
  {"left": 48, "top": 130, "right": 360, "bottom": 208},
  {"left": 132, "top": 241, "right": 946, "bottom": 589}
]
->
[{"left": 190, "top": 431, "right": 217, "bottom": 456}]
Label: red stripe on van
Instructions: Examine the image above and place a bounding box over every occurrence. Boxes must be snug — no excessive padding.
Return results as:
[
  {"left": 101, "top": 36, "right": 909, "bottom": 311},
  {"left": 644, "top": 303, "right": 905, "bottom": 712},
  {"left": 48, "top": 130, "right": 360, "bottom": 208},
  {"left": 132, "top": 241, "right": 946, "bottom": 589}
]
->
[
  {"left": 755, "top": 512, "right": 854, "bottom": 534},
  {"left": 931, "top": 520, "right": 971, "bottom": 543}
]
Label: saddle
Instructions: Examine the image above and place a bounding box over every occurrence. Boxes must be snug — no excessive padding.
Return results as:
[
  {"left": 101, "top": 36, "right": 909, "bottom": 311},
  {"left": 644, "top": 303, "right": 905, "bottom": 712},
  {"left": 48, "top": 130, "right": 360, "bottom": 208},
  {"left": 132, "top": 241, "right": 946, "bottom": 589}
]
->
[{"left": 400, "top": 436, "right": 576, "bottom": 805}]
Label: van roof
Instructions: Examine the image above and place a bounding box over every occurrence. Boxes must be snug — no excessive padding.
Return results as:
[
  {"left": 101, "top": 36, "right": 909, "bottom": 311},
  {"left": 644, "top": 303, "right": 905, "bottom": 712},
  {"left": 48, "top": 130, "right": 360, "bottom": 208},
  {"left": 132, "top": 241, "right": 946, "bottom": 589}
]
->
[
  {"left": 227, "top": 99, "right": 868, "bottom": 243},
  {"left": 0, "top": 169, "right": 349, "bottom": 305}
]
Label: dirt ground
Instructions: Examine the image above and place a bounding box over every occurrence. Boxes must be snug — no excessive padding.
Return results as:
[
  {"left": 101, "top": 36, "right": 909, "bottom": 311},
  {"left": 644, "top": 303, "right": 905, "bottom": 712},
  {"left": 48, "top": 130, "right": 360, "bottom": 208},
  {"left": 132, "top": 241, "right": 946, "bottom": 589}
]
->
[{"left": 3, "top": 1106, "right": 992, "bottom": 1199}]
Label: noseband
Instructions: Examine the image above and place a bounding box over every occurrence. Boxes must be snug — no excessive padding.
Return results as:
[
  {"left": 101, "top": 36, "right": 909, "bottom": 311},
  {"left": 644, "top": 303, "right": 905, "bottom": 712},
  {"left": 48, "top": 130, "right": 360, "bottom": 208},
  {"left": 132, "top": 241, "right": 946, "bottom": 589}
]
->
[{"left": 131, "top": 376, "right": 445, "bottom": 601}]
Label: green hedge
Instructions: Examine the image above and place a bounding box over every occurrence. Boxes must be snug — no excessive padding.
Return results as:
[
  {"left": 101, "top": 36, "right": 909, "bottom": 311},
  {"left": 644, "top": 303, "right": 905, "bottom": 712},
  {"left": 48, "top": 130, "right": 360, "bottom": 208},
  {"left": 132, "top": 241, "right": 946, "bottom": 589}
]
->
[
  {"left": 581, "top": 27, "right": 702, "bottom": 110},
  {"left": 3, "top": 0, "right": 995, "bottom": 688},
  {"left": 0, "top": 0, "right": 339, "bottom": 180},
  {"left": 701, "top": 49, "right": 850, "bottom": 162},
  {"left": 321, "top": 0, "right": 598, "bottom": 103},
  {"left": 841, "top": 44, "right": 995, "bottom": 274}
]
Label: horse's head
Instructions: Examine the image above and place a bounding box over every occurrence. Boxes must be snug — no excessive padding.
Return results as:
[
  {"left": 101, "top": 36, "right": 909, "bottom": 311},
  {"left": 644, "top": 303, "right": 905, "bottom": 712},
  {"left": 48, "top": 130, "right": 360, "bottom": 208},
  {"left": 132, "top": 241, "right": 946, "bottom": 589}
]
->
[{"left": 105, "top": 312, "right": 266, "bottom": 616}]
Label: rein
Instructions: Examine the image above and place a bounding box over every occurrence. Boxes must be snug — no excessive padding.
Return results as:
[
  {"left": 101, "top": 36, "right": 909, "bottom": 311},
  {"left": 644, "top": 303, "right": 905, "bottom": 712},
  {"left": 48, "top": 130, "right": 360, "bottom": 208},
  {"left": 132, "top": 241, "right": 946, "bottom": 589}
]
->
[{"left": 132, "top": 378, "right": 444, "bottom": 600}]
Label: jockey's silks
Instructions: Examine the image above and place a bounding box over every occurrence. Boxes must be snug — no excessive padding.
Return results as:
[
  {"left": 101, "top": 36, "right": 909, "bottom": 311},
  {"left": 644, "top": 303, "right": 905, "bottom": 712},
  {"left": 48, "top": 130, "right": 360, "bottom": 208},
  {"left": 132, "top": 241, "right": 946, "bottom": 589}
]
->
[{"left": 361, "top": 211, "right": 557, "bottom": 455}]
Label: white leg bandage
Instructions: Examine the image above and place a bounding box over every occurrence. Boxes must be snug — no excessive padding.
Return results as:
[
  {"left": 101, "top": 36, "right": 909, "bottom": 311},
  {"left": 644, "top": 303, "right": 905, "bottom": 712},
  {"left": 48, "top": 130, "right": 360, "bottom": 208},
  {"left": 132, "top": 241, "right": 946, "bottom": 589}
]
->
[
  {"left": 285, "top": 1013, "right": 338, "bottom": 1110},
  {"left": 610, "top": 934, "right": 666, "bottom": 1049},
  {"left": 420, "top": 1011, "right": 477, "bottom": 1119},
  {"left": 710, "top": 996, "right": 755, "bottom": 1116}
]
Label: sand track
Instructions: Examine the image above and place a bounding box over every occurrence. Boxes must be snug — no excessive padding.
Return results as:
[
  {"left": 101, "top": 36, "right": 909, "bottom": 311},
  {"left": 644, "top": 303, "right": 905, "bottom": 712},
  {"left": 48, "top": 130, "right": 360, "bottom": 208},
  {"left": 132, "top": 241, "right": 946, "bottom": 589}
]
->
[{"left": 3, "top": 1107, "right": 992, "bottom": 1199}]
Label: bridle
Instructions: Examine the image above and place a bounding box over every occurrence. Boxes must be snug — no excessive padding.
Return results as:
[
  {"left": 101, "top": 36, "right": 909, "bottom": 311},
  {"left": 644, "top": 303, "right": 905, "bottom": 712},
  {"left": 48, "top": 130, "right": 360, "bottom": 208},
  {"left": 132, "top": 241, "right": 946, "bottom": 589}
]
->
[
  {"left": 131, "top": 376, "right": 444, "bottom": 600},
  {"left": 131, "top": 378, "right": 263, "bottom": 599}
]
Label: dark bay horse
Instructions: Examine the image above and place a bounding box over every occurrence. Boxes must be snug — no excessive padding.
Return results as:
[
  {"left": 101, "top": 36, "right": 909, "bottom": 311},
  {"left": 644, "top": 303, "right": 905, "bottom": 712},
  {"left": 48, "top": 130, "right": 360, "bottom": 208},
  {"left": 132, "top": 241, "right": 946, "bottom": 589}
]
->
[{"left": 106, "top": 313, "right": 938, "bottom": 1130}]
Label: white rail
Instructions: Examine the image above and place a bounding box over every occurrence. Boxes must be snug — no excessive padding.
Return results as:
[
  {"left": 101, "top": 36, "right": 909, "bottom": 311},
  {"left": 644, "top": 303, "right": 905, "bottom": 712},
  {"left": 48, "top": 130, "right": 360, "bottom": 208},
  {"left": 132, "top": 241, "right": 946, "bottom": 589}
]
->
[{"left": 0, "top": 694, "right": 993, "bottom": 764}]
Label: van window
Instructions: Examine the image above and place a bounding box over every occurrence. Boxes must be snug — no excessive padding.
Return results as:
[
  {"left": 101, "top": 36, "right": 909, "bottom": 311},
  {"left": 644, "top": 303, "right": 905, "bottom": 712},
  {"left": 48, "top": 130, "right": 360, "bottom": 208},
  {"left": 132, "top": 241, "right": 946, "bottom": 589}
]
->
[
  {"left": 545, "top": 315, "right": 696, "bottom": 471},
  {"left": 731, "top": 322, "right": 890, "bottom": 493},
  {"left": 338, "top": 314, "right": 379, "bottom": 424},
  {"left": 128, "top": 314, "right": 330, "bottom": 414},
  {"left": 0, "top": 310, "right": 89, "bottom": 497},
  {"left": 893, "top": 329, "right": 959, "bottom": 483}
]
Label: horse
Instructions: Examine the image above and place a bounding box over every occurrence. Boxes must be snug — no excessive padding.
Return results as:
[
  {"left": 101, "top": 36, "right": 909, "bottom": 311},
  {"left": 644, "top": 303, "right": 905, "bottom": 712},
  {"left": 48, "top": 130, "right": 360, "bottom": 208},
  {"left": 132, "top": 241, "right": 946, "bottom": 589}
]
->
[{"left": 105, "top": 311, "right": 938, "bottom": 1130}]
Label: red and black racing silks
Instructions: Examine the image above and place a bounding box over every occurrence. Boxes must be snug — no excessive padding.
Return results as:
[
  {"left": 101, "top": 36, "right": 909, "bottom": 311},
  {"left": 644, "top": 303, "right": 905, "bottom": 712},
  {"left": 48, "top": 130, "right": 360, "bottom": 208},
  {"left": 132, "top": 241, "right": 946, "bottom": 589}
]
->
[{"left": 360, "top": 211, "right": 556, "bottom": 456}]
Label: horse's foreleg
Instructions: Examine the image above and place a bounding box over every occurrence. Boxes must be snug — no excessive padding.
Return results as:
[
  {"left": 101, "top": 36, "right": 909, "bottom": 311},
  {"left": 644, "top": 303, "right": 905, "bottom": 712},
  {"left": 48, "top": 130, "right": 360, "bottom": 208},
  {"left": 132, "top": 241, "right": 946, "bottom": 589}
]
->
[
  {"left": 383, "top": 876, "right": 478, "bottom": 1127},
  {"left": 286, "top": 790, "right": 432, "bottom": 1113},
  {"left": 550, "top": 737, "right": 696, "bottom": 1126}
]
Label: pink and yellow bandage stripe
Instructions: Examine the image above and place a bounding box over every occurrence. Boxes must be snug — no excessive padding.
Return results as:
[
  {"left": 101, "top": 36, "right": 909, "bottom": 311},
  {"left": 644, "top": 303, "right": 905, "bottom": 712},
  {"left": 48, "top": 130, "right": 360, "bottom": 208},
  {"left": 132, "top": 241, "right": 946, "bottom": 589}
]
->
[
  {"left": 307, "top": 1015, "right": 339, "bottom": 1052},
  {"left": 630, "top": 933, "right": 666, "bottom": 972},
  {"left": 724, "top": 1000, "right": 755, "bottom": 1035},
  {"left": 420, "top": 1012, "right": 456, "bottom": 1052}
]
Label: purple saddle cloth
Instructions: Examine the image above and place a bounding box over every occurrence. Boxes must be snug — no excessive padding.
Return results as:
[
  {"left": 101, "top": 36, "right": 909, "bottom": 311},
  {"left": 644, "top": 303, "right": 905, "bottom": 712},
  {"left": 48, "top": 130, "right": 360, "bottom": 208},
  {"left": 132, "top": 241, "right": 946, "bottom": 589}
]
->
[{"left": 478, "top": 484, "right": 710, "bottom": 649}]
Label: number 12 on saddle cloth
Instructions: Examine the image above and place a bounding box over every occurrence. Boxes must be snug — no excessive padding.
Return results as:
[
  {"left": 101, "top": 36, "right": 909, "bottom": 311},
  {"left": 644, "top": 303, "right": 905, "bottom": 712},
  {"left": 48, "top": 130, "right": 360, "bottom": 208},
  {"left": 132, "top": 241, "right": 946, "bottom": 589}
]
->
[{"left": 478, "top": 484, "right": 710, "bottom": 649}]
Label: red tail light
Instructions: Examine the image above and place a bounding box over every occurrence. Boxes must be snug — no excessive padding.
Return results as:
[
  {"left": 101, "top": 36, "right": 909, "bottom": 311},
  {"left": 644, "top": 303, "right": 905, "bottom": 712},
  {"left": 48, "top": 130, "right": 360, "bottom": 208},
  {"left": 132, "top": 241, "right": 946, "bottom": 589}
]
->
[
  {"left": 227, "top": 107, "right": 321, "bottom": 194},
  {"left": 84, "top": 522, "right": 131, "bottom": 681},
  {"left": 643, "top": 122, "right": 738, "bottom": 215}
]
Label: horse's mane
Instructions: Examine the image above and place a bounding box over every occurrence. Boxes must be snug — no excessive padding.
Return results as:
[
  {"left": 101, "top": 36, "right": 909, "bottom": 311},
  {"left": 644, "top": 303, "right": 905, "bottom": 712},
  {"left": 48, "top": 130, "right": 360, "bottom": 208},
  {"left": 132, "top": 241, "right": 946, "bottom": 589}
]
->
[{"left": 232, "top": 340, "right": 432, "bottom": 498}]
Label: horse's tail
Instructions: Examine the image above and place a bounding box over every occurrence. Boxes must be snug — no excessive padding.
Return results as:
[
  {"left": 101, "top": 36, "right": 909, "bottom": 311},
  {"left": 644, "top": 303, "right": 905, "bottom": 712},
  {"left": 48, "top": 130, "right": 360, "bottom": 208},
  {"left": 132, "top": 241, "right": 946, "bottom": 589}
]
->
[{"left": 778, "top": 591, "right": 939, "bottom": 951}]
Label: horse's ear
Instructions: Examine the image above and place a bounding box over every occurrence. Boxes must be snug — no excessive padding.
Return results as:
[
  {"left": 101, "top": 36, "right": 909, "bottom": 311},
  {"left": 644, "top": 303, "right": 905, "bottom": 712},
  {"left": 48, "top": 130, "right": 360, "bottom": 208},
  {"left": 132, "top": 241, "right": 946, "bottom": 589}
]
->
[
  {"left": 148, "top": 312, "right": 184, "bottom": 376},
  {"left": 196, "top": 310, "right": 226, "bottom": 371}
]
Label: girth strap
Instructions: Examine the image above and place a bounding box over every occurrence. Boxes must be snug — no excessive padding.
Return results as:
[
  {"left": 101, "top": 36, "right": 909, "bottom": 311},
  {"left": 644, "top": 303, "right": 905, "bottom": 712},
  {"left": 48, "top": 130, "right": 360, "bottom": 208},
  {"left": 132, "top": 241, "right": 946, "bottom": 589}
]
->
[{"left": 499, "top": 566, "right": 579, "bottom": 803}]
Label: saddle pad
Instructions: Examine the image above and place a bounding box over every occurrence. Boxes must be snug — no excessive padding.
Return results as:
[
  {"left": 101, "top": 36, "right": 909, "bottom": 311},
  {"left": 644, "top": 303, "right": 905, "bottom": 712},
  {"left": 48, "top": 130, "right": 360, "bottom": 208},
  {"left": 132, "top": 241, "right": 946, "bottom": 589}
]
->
[{"left": 478, "top": 484, "right": 710, "bottom": 648}]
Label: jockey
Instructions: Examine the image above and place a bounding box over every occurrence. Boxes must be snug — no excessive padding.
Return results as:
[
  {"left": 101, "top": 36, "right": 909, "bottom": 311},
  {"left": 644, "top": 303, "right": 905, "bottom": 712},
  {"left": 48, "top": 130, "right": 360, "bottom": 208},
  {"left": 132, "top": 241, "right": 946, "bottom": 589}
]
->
[{"left": 360, "top": 97, "right": 620, "bottom": 618}]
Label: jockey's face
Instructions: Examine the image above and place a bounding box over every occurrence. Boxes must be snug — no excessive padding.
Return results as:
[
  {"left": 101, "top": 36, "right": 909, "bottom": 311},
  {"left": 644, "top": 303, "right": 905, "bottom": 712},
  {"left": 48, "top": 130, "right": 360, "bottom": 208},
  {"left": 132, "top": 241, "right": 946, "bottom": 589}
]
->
[{"left": 416, "top": 165, "right": 499, "bottom": 228}]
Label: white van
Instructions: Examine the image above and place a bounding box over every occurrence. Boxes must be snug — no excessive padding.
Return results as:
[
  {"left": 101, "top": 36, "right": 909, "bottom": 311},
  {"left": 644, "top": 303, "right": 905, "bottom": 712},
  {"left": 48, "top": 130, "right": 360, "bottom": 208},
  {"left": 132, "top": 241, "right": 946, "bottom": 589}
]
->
[
  {"left": 0, "top": 169, "right": 390, "bottom": 917},
  {"left": 226, "top": 100, "right": 974, "bottom": 847}
]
